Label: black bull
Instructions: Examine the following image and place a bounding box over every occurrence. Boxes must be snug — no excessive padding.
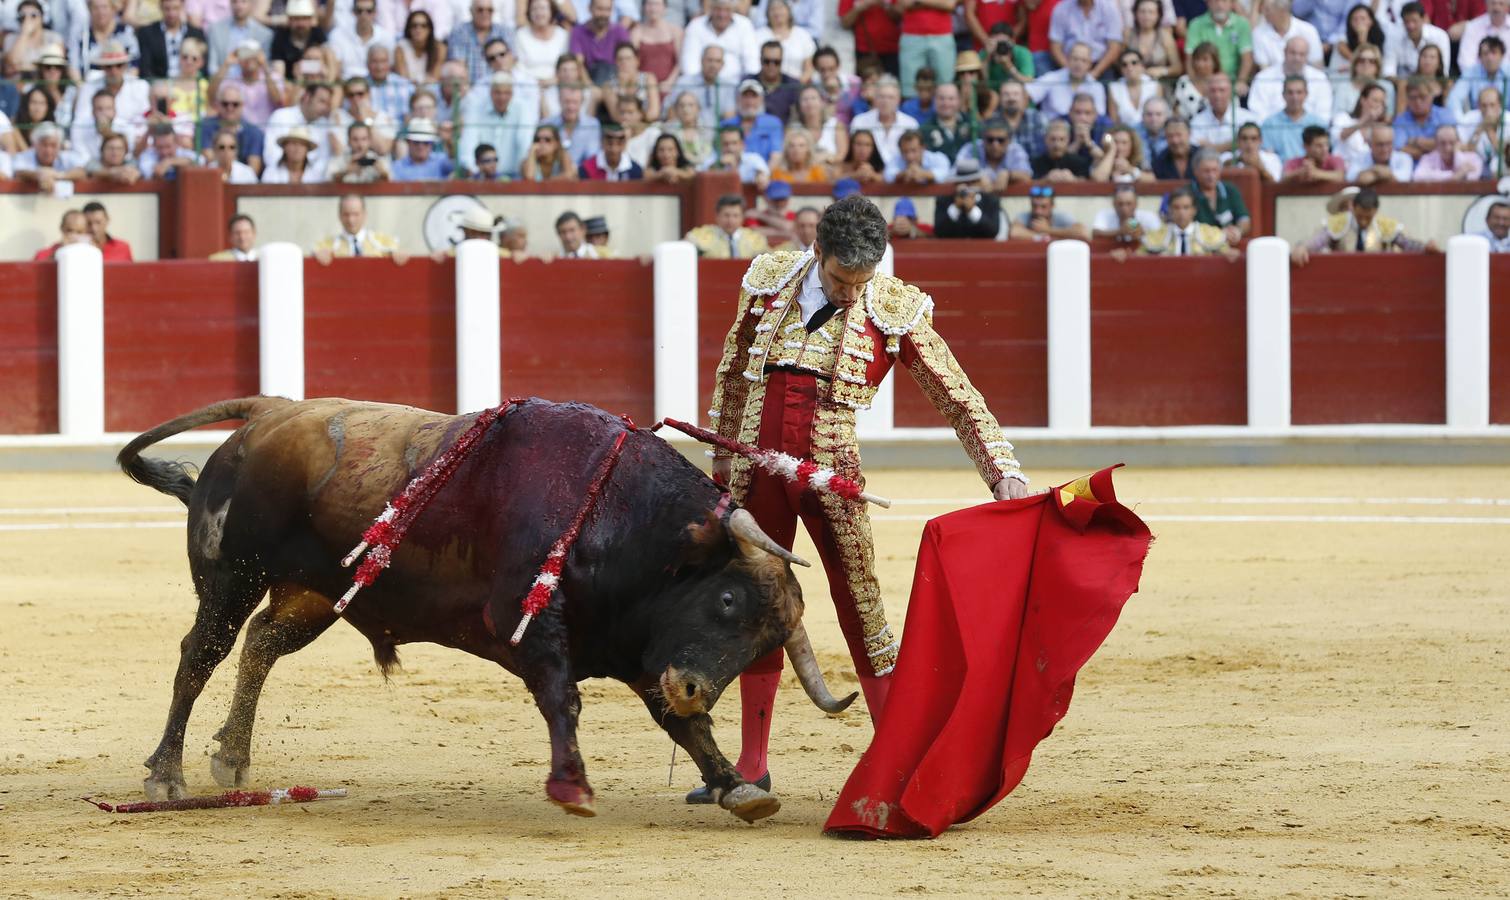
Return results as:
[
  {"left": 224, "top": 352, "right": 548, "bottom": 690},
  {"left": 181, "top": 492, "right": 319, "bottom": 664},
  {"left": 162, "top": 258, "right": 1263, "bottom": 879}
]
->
[{"left": 117, "top": 396, "right": 855, "bottom": 823}]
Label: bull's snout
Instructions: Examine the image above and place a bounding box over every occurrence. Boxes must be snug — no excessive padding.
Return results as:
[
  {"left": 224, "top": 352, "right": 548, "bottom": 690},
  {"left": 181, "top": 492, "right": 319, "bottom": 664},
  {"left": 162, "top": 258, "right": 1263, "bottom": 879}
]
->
[{"left": 659, "top": 666, "right": 711, "bottom": 716}]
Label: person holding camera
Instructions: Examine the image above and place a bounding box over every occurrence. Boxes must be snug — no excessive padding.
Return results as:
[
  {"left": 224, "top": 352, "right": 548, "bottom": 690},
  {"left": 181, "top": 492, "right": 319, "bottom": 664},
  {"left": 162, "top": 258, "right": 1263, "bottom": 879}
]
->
[
  {"left": 328, "top": 121, "right": 392, "bottom": 181},
  {"left": 981, "top": 21, "right": 1035, "bottom": 85},
  {"left": 1091, "top": 183, "right": 1160, "bottom": 243},
  {"left": 933, "top": 163, "right": 1003, "bottom": 238}
]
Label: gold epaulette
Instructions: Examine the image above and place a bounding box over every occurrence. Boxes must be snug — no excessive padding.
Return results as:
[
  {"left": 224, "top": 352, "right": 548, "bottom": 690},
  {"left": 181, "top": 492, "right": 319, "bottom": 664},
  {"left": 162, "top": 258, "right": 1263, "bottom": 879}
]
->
[
  {"left": 1324, "top": 212, "right": 1351, "bottom": 240},
  {"left": 740, "top": 249, "right": 810, "bottom": 296},
  {"left": 864, "top": 273, "right": 933, "bottom": 353},
  {"left": 1375, "top": 214, "right": 1402, "bottom": 241}
]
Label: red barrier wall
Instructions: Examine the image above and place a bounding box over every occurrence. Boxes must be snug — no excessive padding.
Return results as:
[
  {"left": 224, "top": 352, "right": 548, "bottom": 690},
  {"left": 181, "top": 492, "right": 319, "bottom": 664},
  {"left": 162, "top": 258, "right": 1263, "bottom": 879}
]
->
[
  {"left": 0, "top": 263, "right": 59, "bottom": 434},
  {"left": 1290, "top": 254, "right": 1447, "bottom": 424},
  {"left": 500, "top": 259, "right": 656, "bottom": 424},
  {"left": 1090, "top": 256, "right": 1248, "bottom": 426},
  {"left": 103, "top": 262, "right": 260, "bottom": 432},
  {"left": 697, "top": 260, "right": 751, "bottom": 427},
  {"left": 303, "top": 259, "right": 457, "bottom": 411},
  {"left": 894, "top": 249, "right": 1050, "bottom": 428},
  {"left": 1492, "top": 256, "right": 1510, "bottom": 426}
]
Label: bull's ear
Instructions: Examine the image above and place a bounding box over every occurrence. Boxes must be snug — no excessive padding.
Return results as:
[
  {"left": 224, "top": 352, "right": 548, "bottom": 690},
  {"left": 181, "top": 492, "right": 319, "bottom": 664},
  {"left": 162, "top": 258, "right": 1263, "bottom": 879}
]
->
[{"left": 675, "top": 512, "right": 728, "bottom": 572}]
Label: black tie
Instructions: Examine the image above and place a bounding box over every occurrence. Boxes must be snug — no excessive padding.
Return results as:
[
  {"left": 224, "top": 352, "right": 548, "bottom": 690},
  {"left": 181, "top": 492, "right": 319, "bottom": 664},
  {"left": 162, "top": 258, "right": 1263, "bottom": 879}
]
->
[
  {"left": 806, "top": 302, "right": 839, "bottom": 333},
  {"left": 352, "top": 235, "right": 363, "bottom": 256},
  {"left": 1178, "top": 230, "right": 1188, "bottom": 256},
  {"left": 1355, "top": 228, "right": 1365, "bottom": 252}
]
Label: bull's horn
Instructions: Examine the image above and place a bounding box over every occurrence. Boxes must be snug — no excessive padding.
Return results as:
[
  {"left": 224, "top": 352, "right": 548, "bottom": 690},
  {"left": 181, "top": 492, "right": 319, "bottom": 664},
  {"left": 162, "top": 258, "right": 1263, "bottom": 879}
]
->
[
  {"left": 785, "top": 622, "right": 858, "bottom": 715},
  {"left": 728, "top": 509, "right": 810, "bottom": 567}
]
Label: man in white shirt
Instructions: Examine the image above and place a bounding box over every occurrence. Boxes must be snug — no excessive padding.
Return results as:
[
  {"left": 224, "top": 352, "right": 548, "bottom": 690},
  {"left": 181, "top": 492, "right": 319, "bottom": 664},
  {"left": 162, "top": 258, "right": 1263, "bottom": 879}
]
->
[
  {"left": 555, "top": 210, "right": 600, "bottom": 259},
  {"left": 671, "top": 44, "right": 736, "bottom": 126},
  {"left": 71, "top": 42, "right": 150, "bottom": 135},
  {"left": 1474, "top": 200, "right": 1510, "bottom": 252},
  {"left": 1459, "top": 0, "right": 1510, "bottom": 72},
  {"left": 1247, "top": 36, "right": 1332, "bottom": 120},
  {"left": 207, "top": 0, "right": 272, "bottom": 70},
  {"left": 884, "top": 128, "right": 951, "bottom": 183},
  {"left": 1028, "top": 41, "right": 1108, "bottom": 117},
  {"left": 1190, "top": 73, "right": 1258, "bottom": 149},
  {"left": 1385, "top": 1, "right": 1451, "bottom": 76},
  {"left": 1220, "top": 122, "right": 1284, "bottom": 182},
  {"left": 1345, "top": 123, "right": 1414, "bottom": 183},
  {"left": 680, "top": 0, "right": 758, "bottom": 85},
  {"left": 12, "top": 122, "right": 87, "bottom": 190},
  {"left": 848, "top": 74, "right": 919, "bottom": 166},
  {"left": 1092, "top": 183, "right": 1161, "bottom": 244},
  {"left": 328, "top": 0, "right": 393, "bottom": 77},
  {"left": 211, "top": 214, "right": 260, "bottom": 261},
  {"left": 263, "top": 81, "right": 339, "bottom": 171},
  {"left": 1251, "top": 0, "right": 1323, "bottom": 69}
]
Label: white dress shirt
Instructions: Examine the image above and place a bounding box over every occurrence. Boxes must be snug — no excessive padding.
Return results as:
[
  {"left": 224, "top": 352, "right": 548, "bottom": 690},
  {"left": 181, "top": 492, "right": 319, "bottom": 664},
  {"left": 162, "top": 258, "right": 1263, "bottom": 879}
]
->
[
  {"left": 1458, "top": 13, "right": 1510, "bottom": 73},
  {"left": 848, "top": 109, "right": 920, "bottom": 167},
  {"left": 680, "top": 13, "right": 759, "bottom": 85},
  {"left": 1251, "top": 16, "right": 1324, "bottom": 69},
  {"left": 1246, "top": 64, "right": 1333, "bottom": 121}
]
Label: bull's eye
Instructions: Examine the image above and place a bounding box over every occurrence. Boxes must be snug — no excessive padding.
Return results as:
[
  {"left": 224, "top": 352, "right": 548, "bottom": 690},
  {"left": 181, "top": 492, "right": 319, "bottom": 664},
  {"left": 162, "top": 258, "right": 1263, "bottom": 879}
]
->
[{"left": 720, "top": 590, "right": 735, "bottom": 609}]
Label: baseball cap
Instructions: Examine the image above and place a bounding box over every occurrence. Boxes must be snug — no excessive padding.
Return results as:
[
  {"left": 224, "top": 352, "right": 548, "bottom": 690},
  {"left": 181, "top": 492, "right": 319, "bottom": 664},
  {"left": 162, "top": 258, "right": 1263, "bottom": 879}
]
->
[
  {"left": 765, "top": 180, "right": 792, "bottom": 201},
  {"left": 737, "top": 78, "right": 764, "bottom": 96},
  {"left": 832, "top": 178, "right": 861, "bottom": 200},
  {"left": 285, "top": 0, "right": 316, "bottom": 17},
  {"left": 893, "top": 197, "right": 918, "bottom": 220}
]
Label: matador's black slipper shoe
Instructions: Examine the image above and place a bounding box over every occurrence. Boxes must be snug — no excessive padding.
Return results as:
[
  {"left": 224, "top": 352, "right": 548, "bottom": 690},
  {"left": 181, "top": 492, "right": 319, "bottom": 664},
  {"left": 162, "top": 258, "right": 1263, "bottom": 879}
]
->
[{"left": 685, "top": 772, "right": 771, "bottom": 804}]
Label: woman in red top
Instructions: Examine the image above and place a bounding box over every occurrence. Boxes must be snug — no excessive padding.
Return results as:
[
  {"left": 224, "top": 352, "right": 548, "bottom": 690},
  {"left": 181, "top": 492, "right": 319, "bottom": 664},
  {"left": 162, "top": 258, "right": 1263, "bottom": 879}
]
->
[{"left": 840, "top": 0, "right": 903, "bottom": 76}]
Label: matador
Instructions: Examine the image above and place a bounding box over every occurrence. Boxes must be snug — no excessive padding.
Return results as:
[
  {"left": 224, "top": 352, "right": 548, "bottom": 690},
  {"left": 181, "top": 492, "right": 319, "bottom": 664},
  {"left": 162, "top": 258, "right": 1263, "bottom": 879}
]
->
[{"left": 687, "top": 196, "right": 1029, "bottom": 803}]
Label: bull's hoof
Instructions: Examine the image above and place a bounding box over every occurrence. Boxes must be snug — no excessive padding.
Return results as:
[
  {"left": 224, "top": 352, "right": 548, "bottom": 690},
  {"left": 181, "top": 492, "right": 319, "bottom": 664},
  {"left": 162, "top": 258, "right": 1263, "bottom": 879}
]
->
[
  {"left": 547, "top": 780, "right": 596, "bottom": 817},
  {"left": 142, "top": 775, "right": 187, "bottom": 801},
  {"left": 210, "top": 753, "right": 251, "bottom": 788},
  {"left": 551, "top": 797, "right": 598, "bottom": 817},
  {"left": 719, "top": 783, "right": 780, "bottom": 823}
]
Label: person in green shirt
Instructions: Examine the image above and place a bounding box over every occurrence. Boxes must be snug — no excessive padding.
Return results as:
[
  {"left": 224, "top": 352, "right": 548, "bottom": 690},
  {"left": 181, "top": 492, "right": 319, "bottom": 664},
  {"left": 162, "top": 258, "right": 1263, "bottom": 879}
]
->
[
  {"left": 1185, "top": 0, "right": 1254, "bottom": 97},
  {"left": 982, "top": 22, "right": 1036, "bottom": 88},
  {"left": 1189, "top": 149, "right": 1250, "bottom": 245},
  {"left": 920, "top": 81, "right": 979, "bottom": 161}
]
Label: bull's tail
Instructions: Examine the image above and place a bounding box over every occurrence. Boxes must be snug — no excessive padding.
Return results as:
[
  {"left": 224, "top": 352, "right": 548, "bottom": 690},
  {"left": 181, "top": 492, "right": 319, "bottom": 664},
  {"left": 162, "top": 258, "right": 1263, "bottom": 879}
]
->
[{"left": 117, "top": 396, "right": 294, "bottom": 507}]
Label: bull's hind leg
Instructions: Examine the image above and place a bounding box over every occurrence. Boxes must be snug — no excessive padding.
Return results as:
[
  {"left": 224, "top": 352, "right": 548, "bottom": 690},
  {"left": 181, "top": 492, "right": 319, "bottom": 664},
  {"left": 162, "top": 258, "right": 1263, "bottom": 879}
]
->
[
  {"left": 143, "top": 562, "right": 268, "bottom": 800},
  {"left": 211, "top": 583, "right": 338, "bottom": 788},
  {"left": 634, "top": 685, "right": 780, "bottom": 823}
]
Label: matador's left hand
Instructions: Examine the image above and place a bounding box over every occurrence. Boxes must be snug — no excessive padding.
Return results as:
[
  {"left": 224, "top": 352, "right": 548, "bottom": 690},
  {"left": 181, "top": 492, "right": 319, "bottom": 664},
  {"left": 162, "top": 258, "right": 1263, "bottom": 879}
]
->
[{"left": 992, "top": 478, "right": 1030, "bottom": 501}]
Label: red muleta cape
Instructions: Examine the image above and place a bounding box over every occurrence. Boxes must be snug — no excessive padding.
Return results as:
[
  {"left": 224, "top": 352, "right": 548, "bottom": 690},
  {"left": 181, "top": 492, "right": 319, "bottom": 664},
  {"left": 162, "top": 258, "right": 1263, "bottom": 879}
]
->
[{"left": 824, "top": 465, "right": 1152, "bottom": 838}]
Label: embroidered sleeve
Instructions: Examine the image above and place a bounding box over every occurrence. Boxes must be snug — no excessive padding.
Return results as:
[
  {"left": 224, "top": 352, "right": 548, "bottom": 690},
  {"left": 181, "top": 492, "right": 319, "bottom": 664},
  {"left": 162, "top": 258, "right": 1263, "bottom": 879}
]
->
[
  {"left": 900, "top": 316, "right": 1027, "bottom": 486},
  {"left": 708, "top": 286, "right": 760, "bottom": 454}
]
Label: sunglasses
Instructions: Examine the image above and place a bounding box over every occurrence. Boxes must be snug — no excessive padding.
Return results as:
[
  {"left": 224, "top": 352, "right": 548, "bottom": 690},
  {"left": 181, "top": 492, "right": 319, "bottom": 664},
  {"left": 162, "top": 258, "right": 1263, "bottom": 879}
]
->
[
  {"left": 486, "top": 52, "right": 506, "bottom": 61},
  {"left": 761, "top": 57, "right": 781, "bottom": 65},
  {"left": 479, "top": 156, "right": 498, "bottom": 164},
  {"left": 1029, "top": 185, "right": 1055, "bottom": 197},
  {"left": 347, "top": 90, "right": 368, "bottom": 97},
  {"left": 355, "top": 5, "right": 375, "bottom": 11},
  {"left": 221, "top": 99, "right": 242, "bottom": 106},
  {"left": 983, "top": 135, "right": 1008, "bottom": 144},
  {"left": 215, "top": 142, "right": 238, "bottom": 149}
]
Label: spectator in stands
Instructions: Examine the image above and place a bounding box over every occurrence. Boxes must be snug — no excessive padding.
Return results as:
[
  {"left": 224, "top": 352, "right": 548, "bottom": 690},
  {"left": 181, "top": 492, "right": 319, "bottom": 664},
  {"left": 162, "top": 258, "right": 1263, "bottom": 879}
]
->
[
  {"left": 1010, "top": 184, "right": 1090, "bottom": 241},
  {"left": 1251, "top": 0, "right": 1322, "bottom": 70},
  {"left": 29, "top": 45, "right": 76, "bottom": 128},
  {"left": 329, "top": 0, "right": 394, "bottom": 78},
  {"left": 261, "top": 125, "right": 327, "bottom": 181},
  {"left": 1120, "top": 186, "right": 1240, "bottom": 259},
  {"left": 1474, "top": 199, "right": 1510, "bottom": 251},
  {"left": 680, "top": 0, "right": 758, "bottom": 85},
  {"left": 34, "top": 209, "right": 93, "bottom": 260},
  {"left": 1184, "top": 0, "right": 1251, "bottom": 93},
  {"left": 1223, "top": 121, "right": 1281, "bottom": 182},
  {"left": 884, "top": 126, "right": 949, "bottom": 182},
  {"left": 785, "top": 205, "right": 820, "bottom": 250},
  {"left": 835, "top": 126, "right": 885, "bottom": 183},
  {"left": 1190, "top": 149, "right": 1249, "bottom": 244},
  {"left": 1261, "top": 74, "right": 1325, "bottom": 161},
  {"left": 314, "top": 194, "right": 401, "bottom": 260},
  {"left": 264, "top": 81, "right": 336, "bottom": 172},
  {"left": 205, "top": 127, "right": 259, "bottom": 181},
  {"left": 1412, "top": 43, "right": 1450, "bottom": 106},
  {"left": 581, "top": 216, "right": 615, "bottom": 256},
  {"left": 745, "top": 180, "right": 797, "bottom": 247},
  {"left": 672, "top": 45, "right": 734, "bottom": 127},
  {"left": 1389, "top": 3, "right": 1450, "bottom": 78},
  {"left": 662, "top": 93, "right": 709, "bottom": 167},
  {"left": 364, "top": 45, "right": 413, "bottom": 122},
  {"left": 211, "top": 42, "right": 282, "bottom": 127},
  {"left": 750, "top": 1, "right": 812, "bottom": 84},
  {"left": 954, "top": 118, "right": 1031, "bottom": 187},
  {"left": 455, "top": 72, "right": 533, "bottom": 177},
  {"left": 335, "top": 75, "right": 396, "bottom": 156},
  {"left": 1065, "top": 91, "right": 1113, "bottom": 163},
  {"left": 722, "top": 79, "right": 785, "bottom": 160},
  {"left": 920, "top": 81, "right": 974, "bottom": 161},
  {"left": 210, "top": 213, "right": 258, "bottom": 261},
  {"left": 1171, "top": 40, "right": 1217, "bottom": 120},
  {"left": 849, "top": 74, "right": 918, "bottom": 166},
  {"left": 995, "top": 79, "right": 1045, "bottom": 157},
  {"left": 1032, "top": 118, "right": 1090, "bottom": 179},
  {"left": 1332, "top": 42, "right": 1394, "bottom": 119},
  {"left": 631, "top": 0, "right": 681, "bottom": 86},
  {"left": 432, "top": 60, "right": 470, "bottom": 122},
  {"left": 207, "top": 0, "right": 271, "bottom": 71},
  {"left": 6, "top": 0, "right": 67, "bottom": 79},
  {"left": 329, "top": 121, "right": 391, "bottom": 181},
  {"left": 645, "top": 132, "right": 697, "bottom": 181},
  {"left": 73, "top": 42, "right": 149, "bottom": 141},
  {"left": 391, "top": 117, "right": 452, "bottom": 179},
  {"left": 933, "top": 168, "right": 1000, "bottom": 237},
  {"left": 570, "top": 0, "right": 631, "bottom": 83},
  {"left": 955, "top": 48, "right": 991, "bottom": 118},
  {"left": 136, "top": 0, "right": 206, "bottom": 77},
  {"left": 134, "top": 119, "right": 192, "bottom": 179},
  {"left": 1091, "top": 123, "right": 1154, "bottom": 181},
  {"left": 1093, "top": 182, "right": 1161, "bottom": 244},
  {"left": 268, "top": 0, "right": 329, "bottom": 80},
  {"left": 1327, "top": 6, "right": 1386, "bottom": 78},
  {"left": 394, "top": 10, "right": 445, "bottom": 83},
  {"left": 1332, "top": 82, "right": 1389, "bottom": 169},
  {"left": 82, "top": 200, "right": 133, "bottom": 261},
  {"left": 543, "top": 84, "right": 602, "bottom": 167},
  {"left": 1459, "top": 0, "right": 1510, "bottom": 70},
  {"left": 1191, "top": 72, "right": 1254, "bottom": 150},
  {"left": 979, "top": 21, "right": 1037, "bottom": 86},
  {"left": 1446, "top": 35, "right": 1508, "bottom": 116},
  {"left": 1412, "top": 122, "right": 1486, "bottom": 179},
  {"left": 684, "top": 193, "right": 771, "bottom": 257},
  {"left": 197, "top": 84, "right": 264, "bottom": 174},
  {"left": 900, "top": 65, "right": 935, "bottom": 119},
  {"left": 898, "top": 0, "right": 956, "bottom": 96},
  {"left": 1395, "top": 75, "right": 1457, "bottom": 161},
  {"left": 577, "top": 120, "right": 642, "bottom": 178},
  {"left": 1291, "top": 188, "right": 1432, "bottom": 263},
  {"left": 1151, "top": 116, "right": 1194, "bottom": 179},
  {"left": 72, "top": 0, "right": 141, "bottom": 75},
  {"left": 1122, "top": 0, "right": 1180, "bottom": 83},
  {"left": 1458, "top": 86, "right": 1505, "bottom": 166},
  {"left": 466, "top": 143, "right": 502, "bottom": 180},
  {"left": 86, "top": 131, "right": 142, "bottom": 182},
  {"left": 1248, "top": 36, "right": 1332, "bottom": 121},
  {"left": 1109, "top": 49, "right": 1160, "bottom": 124},
  {"left": 71, "top": 89, "right": 125, "bottom": 163},
  {"left": 618, "top": 95, "right": 660, "bottom": 166},
  {"left": 793, "top": 84, "right": 846, "bottom": 165},
  {"left": 445, "top": 0, "right": 508, "bottom": 83},
  {"left": 1348, "top": 123, "right": 1415, "bottom": 182},
  {"left": 840, "top": 0, "right": 902, "bottom": 78},
  {"left": 1048, "top": 0, "right": 1122, "bottom": 79},
  {"left": 770, "top": 126, "right": 830, "bottom": 181},
  {"left": 604, "top": 43, "right": 663, "bottom": 124},
  {"left": 1030, "top": 41, "right": 1107, "bottom": 118},
  {"left": 750, "top": 39, "right": 802, "bottom": 120},
  {"left": 884, "top": 196, "right": 928, "bottom": 239},
  {"left": 1135, "top": 95, "right": 1170, "bottom": 158},
  {"left": 1281, "top": 124, "right": 1346, "bottom": 182},
  {"left": 5, "top": 87, "right": 55, "bottom": 154},
  {"left": 499, "top": 217, "right": 530, "bottom": 257}
]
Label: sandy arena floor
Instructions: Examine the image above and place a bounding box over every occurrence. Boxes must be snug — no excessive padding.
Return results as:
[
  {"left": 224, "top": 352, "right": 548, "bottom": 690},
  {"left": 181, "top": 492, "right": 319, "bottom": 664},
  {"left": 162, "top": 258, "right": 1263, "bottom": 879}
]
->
[{"left": 1, "top": 465, "right": 1508, "bottom": 898}]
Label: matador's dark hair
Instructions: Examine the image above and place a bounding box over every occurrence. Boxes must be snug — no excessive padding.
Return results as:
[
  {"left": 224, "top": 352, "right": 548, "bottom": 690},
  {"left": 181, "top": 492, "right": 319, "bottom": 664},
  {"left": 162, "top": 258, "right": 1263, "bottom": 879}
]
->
[{"left": 815, "top": 195, "right": 887, "bottom": 270}]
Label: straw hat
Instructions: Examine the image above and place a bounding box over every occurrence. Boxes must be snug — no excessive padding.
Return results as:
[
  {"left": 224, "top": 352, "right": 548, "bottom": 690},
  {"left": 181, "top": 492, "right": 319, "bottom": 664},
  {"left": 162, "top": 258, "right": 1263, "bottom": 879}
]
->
[
  {"left": 404, "top": 117, "right": 439, "bottom": 142},
  {"left": 92, "top": 41, "right": 131, "bottom": 67},
  {"left": 277, "top": 126, "right": 318, "bottom": 148},
  {"left": 954, "top": 50, "right": 984, "bottom": 73},
  {"left": 455, "top": 206, "right": 499, "bottom": 235}
]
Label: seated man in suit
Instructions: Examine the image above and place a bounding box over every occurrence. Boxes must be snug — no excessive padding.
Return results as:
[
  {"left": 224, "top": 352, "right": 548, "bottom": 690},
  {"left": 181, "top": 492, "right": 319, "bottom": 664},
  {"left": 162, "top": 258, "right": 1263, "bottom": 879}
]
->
[{"left": 136, "top": 0, "right": 207, "bottom": 78}]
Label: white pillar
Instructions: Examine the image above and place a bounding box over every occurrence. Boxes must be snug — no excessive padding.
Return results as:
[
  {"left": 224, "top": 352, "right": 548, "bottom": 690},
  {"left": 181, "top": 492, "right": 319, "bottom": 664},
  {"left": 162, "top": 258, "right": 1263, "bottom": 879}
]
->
[
  {"left": 1445, "top": 234, "right": 1490, "bottom": 429},
  {"left": 1046, "top": 239, "right": 1091, "bottom": 431},
  {"left": 855, "top": 242, "right": 897, "bottom": 435},
  {"left": 56, "top": 243, "right": 104, "bottom": 437},
  {"left": 455, "top": 239, "right": 502, "bottom": 413},
  {"left": 653, "top": 240, "right": 699, "bottom": 424},
  {"left": 1245, "top": 236, "right": 1291, "bottom": 429},
  {"left": 257, "top": 241, "right": 305, "bottom": 400}
]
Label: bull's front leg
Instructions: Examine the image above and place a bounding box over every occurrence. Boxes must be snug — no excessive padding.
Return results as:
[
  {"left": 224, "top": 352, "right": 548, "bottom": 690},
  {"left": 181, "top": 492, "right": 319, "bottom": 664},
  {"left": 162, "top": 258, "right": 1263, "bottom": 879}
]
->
[
  {"left": 520, "top": 646, "right": 595, "bottom": 817},
  {"left": 633, "top": 680, "right": 780, "bottom": 823}
]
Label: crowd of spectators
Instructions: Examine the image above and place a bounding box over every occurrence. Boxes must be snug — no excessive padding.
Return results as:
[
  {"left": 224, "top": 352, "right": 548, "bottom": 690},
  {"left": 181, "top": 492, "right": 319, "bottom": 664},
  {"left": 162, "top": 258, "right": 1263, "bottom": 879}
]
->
[{"left": 2, "top": 0, "right": 1509, "bottom": 256}]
